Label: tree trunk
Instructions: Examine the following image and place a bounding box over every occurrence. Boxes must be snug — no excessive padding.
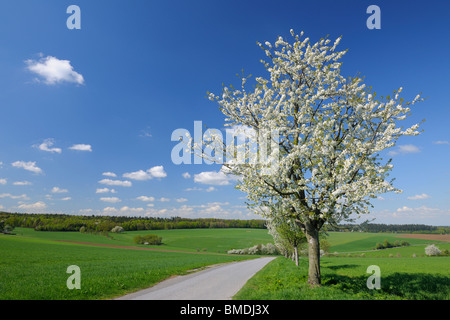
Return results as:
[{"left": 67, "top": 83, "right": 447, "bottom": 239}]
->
[
  {"left": 305, "top": 222, "right": 321, "bottom": 286},
  {"left": 294, "top": 245, "right": 299, "bottom": 266}
]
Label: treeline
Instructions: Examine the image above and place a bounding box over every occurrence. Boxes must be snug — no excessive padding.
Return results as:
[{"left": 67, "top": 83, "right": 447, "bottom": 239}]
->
[
  {"left": 329, "top": 223, "right": 449, "bottom": 234},
  {"left": 0, "top": 212, "right": 266, "bottom": 232}
]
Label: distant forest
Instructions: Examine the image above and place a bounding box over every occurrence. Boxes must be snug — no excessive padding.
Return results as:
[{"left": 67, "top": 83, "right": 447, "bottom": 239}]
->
[
  {"left": 0, "top": 212, "right": 448, "bottom": 234},
  {"left": 327, "top": 223, "right": 450, "bottom": 234},
  {"left": 0, "top": 212, "right": 266, "bottom": 232}
]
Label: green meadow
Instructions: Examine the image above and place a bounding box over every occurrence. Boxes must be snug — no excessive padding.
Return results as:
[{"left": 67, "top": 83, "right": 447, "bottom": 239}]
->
[
  {"left": 11, "top": 227, "right": 274, "bottom": 253},
  {"left": 234, "top": 255, "right": 450, "bottom": 300},
  {"left": 0, "top": 230, "right": 255, "bottom": 300},
  {"left": 1, "top": 227, "right": 449, "bottom": 300}
]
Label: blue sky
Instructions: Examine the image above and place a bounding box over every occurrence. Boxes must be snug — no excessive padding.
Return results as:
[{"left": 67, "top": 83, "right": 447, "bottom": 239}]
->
[{"left": 0, "top": 0, "right": 449, "bottom": 225}]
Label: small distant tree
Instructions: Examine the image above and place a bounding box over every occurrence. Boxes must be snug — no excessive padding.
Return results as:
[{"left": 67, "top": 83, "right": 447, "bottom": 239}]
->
[
  {"left": 320, "top": 239, "right": 331, "bottom": 254},
  {"left": 134, "top": 234, "right": 162, "bottom": 245},
  {"left": 111, "top": 226, "right": 124, "bottom": 233},
  {"left": 425, "top": 244, "right": 441, "bottom": 256},
  {"left": 267, "top": 215, "right": 306, "bottom": 266},
  {"left": 0, "top": 220, "right": 14, "bottom": 234}
]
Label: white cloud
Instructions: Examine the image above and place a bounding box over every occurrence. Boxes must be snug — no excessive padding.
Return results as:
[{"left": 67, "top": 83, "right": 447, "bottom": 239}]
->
[
  {"left": 0, "top": 193, "right": 29, "bottom": 200},
  {"left": 176, "top": 198, "right": 188, "bottom": 203},
  {"left": 407, "top": 193, "right": 431, "bottom": 200},
  {"left": 159, "top": 197, "right": 170, "bottom": 202},
  {"left": 0, "top": 162, "right": 3, "bottom": 168},
  {"left": 384, "top": 206, "right": 447, "bottom": 221},
  {"left": 144, "top": 201, "right": 257, "bottom": 220},
  {"left": 139, "top": 126, "right": 152, "bottom": 138},
  {"left": 119, "top": 206, "right": 144, "bottom": 213},
  {"left": 99, "top": 179, "right": 132, "bottom": 187},
  {"left": 123, "top": 166, "right": 167, "bottom": 181},
  {"left": 148, "top": 166, "right": 167, "bottom": 178},
  {"left": 79, "top": 209, "right": 93, "bottom": 214},
  {"left": 37, "top": 138, "right": 62, "bottom": 154},
  {"left": 102, "top": 206, "right": 145, "bottom": 215},
  {"left": 12, "top": 161, "right": 43, "bottom": 174},
  {"left": 51, "top": 187, "right": 68, "bottom": 193},
  {"left": 123, "top": 170, "right": 152, "bottom": 181},
  {"left": 397, "top": 206, "right": 413, "bottom": 212},
  {"left": 60, "top": 197, "right": 72, "bottom": 201},
  {"left": 136, "top": 196, "right": 155, "bottom": 202},
  {"left": 433, "top": 141, "right": 449, "bottom": 145},
  {"left": 96, "top": 188, "right": 117, "bottom": 194},
  {"left": 388, "top": 144, "right": 420, "bottom": 156},
  {"left": 25, "top": 55, "right": 84, "bottom": 85},
  {"left": 18, "top": 201, "right": 47, "bottom": 211},
  {"left": 182, "top": 172, "right": 191, "bottom": 179},
  {"left": 69, "top": 144, "right": 92, "bottom": 152},
  {"left": 0, "top": 178, "right": 6, "bottom": 185},
  {"left": 102, "top": 172, "right": 117, "bottom": 177},
  {"left": 185, "top": 187, "right": 203, "bottom": 192},
  {"left": 100, "top": 197, "right": 121, "bottom": 203},
  {"left": 103, "top": 207, "right": 118, "bottom": 214},
  {"left": 13, "top": 181, "right": 32, "bottom": 186},
  {"left": 194, "top": 170, "right": 233, "bottom": 185},
  {"left": 184, "top": 186, "right": 217, "bottom": 192}
]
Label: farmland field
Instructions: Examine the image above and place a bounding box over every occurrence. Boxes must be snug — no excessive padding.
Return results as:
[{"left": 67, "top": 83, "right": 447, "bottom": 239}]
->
[
  {"left": 1, "top": 227, "right": 449, "bottom": 300},
  {"left": 235, "top": 255, "right": 450, "bottom": 300},
  {"left": 0, "top": 229, "right": 259, "bottom": 300}
]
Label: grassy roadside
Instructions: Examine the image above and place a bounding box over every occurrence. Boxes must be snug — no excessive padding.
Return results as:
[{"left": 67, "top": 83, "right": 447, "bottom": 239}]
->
[{"left": 233, "top": 256, "right": 450, "bottom": 300}]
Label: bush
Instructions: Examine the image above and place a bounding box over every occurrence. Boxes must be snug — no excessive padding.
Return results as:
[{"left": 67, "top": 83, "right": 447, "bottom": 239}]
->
[
  {"left": 262, "top": 243, "right": 278, "bottom": 255},
  {"left": 425, "top": 244, "right": 441, "bottom": 256},
  {"left": 227, "top": 243, "right": 279, "bottom": 255},
  {"left": 375, "top": 239, "right": 410, "bottom": 250},
  {"left": 133, "top": 234, "right": 162, "bottom": 245},
  {"left": 111, "top": 226, "right": 124, "bottom": 233},
  {"left": 320, "top": 240, "right": 330, "bottom": 253}
]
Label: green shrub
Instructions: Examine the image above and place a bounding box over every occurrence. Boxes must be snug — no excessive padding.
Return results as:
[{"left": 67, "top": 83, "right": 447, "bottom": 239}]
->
[
  {"left": 375, "top": 239, "right": 410, "bottom": 250},
  {"left": 133, "top": 234, "right": 162, "bottom": 245},
  {"left": 383, "top": 239, "right": 392, "bottom": 249}
]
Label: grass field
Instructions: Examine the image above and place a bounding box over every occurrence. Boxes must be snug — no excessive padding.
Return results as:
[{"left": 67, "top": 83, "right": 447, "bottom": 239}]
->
[
  {"left": 1, "top": 227, "right": 449, "bottom": 300},
  {"left": 12, "top": 227, "right": 274, "bottom": 253},
  {"left": 0, "top": 229, "right": 258, "bottom": 300},
  {"left": 234, "top": 255, "right": 450, "bottom": 300}
]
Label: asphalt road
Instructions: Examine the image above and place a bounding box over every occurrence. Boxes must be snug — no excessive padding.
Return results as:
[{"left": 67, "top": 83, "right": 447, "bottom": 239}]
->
[{"left": 115, "top": 257, "right": 276, "bottom": 300}]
